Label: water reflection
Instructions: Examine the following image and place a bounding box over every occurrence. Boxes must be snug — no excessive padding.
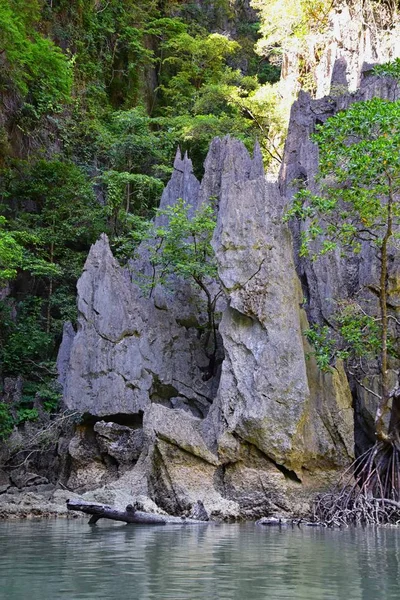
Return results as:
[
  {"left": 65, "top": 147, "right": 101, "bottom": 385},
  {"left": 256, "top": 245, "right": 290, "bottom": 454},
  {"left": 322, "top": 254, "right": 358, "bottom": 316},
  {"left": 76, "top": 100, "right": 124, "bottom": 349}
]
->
[{"left": 0, "top": 521, "right": 399, "bottom": 599}]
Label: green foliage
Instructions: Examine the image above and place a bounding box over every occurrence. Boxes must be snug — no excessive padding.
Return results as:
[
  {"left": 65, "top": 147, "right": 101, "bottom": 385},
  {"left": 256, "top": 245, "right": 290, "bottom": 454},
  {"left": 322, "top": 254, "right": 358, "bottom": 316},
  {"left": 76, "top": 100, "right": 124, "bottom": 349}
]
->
[
  {"left": 373, "top": 58, "right": 400, "bottom": 80},
  {"left": 0, "top": 376, "right": 61, "bottom": 439},
  {"left": 286, "top": 95, "right": 400, "bottom": 410},
  {"left": 36, "top": 380, "right": 62, "bottom": 413},
  {"left": 103, "top": 108, "right": 171, "bottom": 176},
  {"left": 251, "top": 0, "right": 331, "bottom": 56},
  {"left": 304, "top": 325, "right": 336, "bottom": 371},
  {"left": 46, "top": 0, "right": 158, "bottom": 109},
  {"left": 19, "top": 378, "right": 61, "bottom": 414},
  {"left": 0, "top": 159, "right": 108, "bottom": 380},
  {"left": 0, "top": 299, "right": 53, "bottom": 377},
  {"left": 132, "top": 197, "right": 220, "bottom": 374},
  {"left": 159, "top": 31, "right": 240, "bottom": 112},
  {"left": 0, "top": 216, "right": 63, "bottom": 280},
  {"left": 0, "top": 216, "right": 23, "bottom": 281},
  {"left": 251, "top": 0, "right": 332, "bottom": 95},
  {"left": 0, "top": 0, "right": 282, "bottom": 396},
  {"left": 335, "top": 302, "right": 382, "bottom": 359},
  {"left": 155, "top": 28, "right": 267, "bottom": 171},
  {"left": 305, "top": 303, "right": 384, "bottom": 372},
  {"left": 0, "top": 402, "right": 14, "bottom": 439},
  {"left": 285, "top": 98, "right": 400, "bottom": 257},
  {"left": 137, "top": 198, "right": 217, "bottom": 293},
  {"left": 0, "top": 0, "right": 72, "bottom": 113},
  {"left": 103, "top": 171, "right": 164, "bottom": 227},
  {"left": 0, "top": 159, "right": 106, "bottom": 281},
  {"left": 15, "top": 406, "right": 39, "bottom": 425}
]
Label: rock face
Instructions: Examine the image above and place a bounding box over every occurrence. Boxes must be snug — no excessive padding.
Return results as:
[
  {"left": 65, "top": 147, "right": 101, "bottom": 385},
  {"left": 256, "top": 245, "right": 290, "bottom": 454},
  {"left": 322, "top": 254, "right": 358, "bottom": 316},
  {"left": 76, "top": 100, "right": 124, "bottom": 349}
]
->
[
  {"left": 59, "top": 134, "right": 355, "bottom": 518},
  {"left": 280, "top": 71, "right": 400, "bottom": 454},
  {"left": 62, "top": 150, "right": 220, "bottom": 420},
  {"left": 314, "top": 0, "right": 400, "bottom": 98},
  {"left": 280, "top": 0, "right": 400, "bottom": 102},
  {"left": 208, "top": 154, "right": 353, "bottom": 477}
]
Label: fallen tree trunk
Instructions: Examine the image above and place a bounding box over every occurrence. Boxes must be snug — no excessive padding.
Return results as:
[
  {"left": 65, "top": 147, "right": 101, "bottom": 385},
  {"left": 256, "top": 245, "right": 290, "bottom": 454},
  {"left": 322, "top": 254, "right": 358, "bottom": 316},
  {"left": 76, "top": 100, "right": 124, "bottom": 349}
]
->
[{"left": 66, "top": 499, "right": 209, "bottom": 525}]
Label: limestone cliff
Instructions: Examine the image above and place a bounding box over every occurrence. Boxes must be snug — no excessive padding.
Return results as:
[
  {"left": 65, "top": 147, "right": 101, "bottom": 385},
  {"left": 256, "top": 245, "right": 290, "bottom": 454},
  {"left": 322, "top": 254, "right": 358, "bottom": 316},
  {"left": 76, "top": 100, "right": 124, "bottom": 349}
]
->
[
  {"left": 279, "top": 0, "right": 400, "bottom": 101},
  {"left": 58, "top": 134, "right": 355, "bottom": 519},
  {"left": 53, "top": 17, "right": 400, "bottom": 519}
]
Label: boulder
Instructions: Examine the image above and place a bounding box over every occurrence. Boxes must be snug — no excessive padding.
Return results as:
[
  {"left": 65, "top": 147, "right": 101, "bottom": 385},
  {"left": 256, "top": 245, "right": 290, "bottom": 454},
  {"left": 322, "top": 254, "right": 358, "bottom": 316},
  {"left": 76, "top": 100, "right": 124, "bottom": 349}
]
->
[{"left": 94, "top": 421, "right": 144, "bottom": 464}]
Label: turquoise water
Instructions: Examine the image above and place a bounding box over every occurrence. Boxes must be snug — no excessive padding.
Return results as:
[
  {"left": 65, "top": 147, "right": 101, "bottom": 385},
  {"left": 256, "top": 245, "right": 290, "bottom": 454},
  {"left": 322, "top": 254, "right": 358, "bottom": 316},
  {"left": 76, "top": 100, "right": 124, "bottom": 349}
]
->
[{"left": 0, "top": 520, "right": 399, "bottom": 599}]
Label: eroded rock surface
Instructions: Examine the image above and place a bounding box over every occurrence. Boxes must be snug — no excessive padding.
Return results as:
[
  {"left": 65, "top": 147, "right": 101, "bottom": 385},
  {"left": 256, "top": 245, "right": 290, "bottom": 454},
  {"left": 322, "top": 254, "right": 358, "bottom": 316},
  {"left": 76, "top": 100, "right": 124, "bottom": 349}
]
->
[
  {"left": 62, "top": 151, "right": 220, "bottom": 420},
  {"left": 56, "top": 135, "right": 356, "bottom": 519},
  {"left": 280, "top": 0, "right": 400, "bottom": 102}
]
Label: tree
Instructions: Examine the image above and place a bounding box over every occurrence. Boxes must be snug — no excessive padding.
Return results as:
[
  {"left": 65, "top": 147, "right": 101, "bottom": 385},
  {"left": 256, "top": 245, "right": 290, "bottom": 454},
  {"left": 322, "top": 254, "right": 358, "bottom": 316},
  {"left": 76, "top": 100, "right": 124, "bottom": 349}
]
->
[
  {"left": 136, "top": 198, "right": 221, "bottom": 379},
  {"left": 251, "top": 0, "right": 331, "bottom": 54},
  {"left": 286, "top": 97, "right": 400, "bottom": 521},
  {"left": 158, "top": 31, "right": 240, "bottom": 113},
  {"left": 0, "top": 159, "right": 106, "bottom": 381}
]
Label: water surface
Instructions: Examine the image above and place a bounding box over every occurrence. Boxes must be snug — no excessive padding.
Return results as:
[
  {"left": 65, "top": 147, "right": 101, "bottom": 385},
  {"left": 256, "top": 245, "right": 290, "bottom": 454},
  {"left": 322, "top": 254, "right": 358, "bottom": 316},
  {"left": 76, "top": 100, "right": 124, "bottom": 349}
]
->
[{"left": 0, "top": 520, "right": 399, "bottom": 599}]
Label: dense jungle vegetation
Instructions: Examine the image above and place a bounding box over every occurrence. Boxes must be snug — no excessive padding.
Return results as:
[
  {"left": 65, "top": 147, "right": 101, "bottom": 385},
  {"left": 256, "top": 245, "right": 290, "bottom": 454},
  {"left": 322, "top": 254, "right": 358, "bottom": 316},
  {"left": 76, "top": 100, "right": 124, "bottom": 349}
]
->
[{"left": 0, "top": 0, "right": 398, "bottom": 437}]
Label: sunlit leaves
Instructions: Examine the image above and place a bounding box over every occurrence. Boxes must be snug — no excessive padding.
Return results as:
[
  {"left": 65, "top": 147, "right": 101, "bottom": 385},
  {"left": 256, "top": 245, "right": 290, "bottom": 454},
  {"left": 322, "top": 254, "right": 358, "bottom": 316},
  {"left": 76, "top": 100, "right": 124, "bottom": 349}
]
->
[
  {"left": 152, "top": 199, "right": 217, "bottom": 285},
  {"left": 373, "top": 58, "right": 400, "bottom": 80},
  {"left": 130, "top": 199, "right": 217, "bottom": 294},
  {"left": 304, "top": 302, "right": 383, "bottom": 372},
  {"left": 251, "top": 0, "right": 331, "bottom": 56},
  {"left": 287, "top": 98, "right": 400, "bottom": 256},
  {"left": 0, "top": 216, "right": 23, "bottom": 281}
]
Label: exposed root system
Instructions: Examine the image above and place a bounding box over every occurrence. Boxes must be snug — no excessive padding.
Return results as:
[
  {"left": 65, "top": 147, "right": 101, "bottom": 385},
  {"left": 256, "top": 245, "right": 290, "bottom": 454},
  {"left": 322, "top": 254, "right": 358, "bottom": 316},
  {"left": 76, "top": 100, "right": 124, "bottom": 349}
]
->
[{"left": 314, "top": 440, "right": 400, "bottom": 526}]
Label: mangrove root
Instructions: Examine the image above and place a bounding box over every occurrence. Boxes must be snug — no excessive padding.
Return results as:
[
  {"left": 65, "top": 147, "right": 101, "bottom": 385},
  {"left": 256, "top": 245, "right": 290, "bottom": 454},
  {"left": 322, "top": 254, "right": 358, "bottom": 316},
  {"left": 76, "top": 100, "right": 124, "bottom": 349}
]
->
[{"left": 313, "top": 440, "right": 400, "bottom": 526}]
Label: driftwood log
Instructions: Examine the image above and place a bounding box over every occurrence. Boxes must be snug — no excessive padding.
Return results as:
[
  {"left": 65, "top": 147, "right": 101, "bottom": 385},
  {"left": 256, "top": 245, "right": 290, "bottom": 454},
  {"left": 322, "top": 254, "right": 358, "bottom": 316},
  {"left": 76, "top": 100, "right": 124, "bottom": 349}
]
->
[{"left": 66, "top": 499, "right": 210, "bottom": 525}]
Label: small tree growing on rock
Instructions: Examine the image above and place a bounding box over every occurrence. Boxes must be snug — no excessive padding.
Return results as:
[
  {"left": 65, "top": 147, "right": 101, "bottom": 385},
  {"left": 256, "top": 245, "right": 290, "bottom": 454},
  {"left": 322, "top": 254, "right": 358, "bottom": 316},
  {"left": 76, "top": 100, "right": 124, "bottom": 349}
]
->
[
  {"left": 136, "top": 198, "right": 222, "bottom": 380},
  {"left": 286, "top": 96, "right": 400, "bottom": 523}
]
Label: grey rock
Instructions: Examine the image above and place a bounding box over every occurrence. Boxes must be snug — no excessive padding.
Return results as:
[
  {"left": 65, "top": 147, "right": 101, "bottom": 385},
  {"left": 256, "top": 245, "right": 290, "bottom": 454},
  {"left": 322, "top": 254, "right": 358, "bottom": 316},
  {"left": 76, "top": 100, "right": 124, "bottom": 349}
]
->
[
  {"left": 256, "top": 517, "right": 288, "bottom": 526},
  {"left": 280, "top": 72, "right": 400, "bottom": 450},
  {"left": 279, "top": 1, "right": 400, "bottom": 102},
  {"left": 3, "top": 487, "right": 20, "bottom": 496},
  {"left": 94, "top": 421, "right": 144, "bottom": 464},
  {"left": 156, "top": 148, "right": 200, "bottom": 225},
  {"left": 148, "top": 438, "right": 240, "bottom": 519},
  {"left": 60, "top": 150, "right": 221, "bottom": 418},
  {"left": 56, "top": 132, "right": 356, "bottom": 519},
  {"left": 0, "top": 469, "right": 10, "bottom": 487},
  {"left": 207, "top": 138, "right": 354, "bottom": 476},
  {"left": 61, "top": 234, "right": 217, "bottom": 417},
  {"left": 56, "top": 322, "right": 75, "bottom": 387},
  {"left": 0, "top": 489, "right": 83, "bottom": 520},
  {"left": 10, "top": 472, "right": 49, "bottom": 489},
  {"left": 144, "top": 404, "right": 219, "bottom": 466},
  {"left": 189, "top": 500, "right": 209, "bottom": 521},
  {"left": 22, "top": 483, "right": 55, "bottom": 494},
  {"left": 67, "top": 425, "right": 111, "bottom": 491}
]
